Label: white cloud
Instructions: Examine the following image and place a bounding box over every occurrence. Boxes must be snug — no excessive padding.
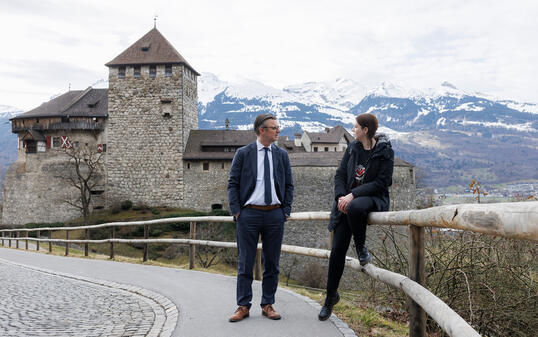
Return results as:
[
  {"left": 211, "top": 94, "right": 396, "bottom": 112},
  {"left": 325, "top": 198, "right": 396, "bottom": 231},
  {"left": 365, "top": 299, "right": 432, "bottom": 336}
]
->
[{"left": 0, "top": 0, "right": 537, "bottom": 110}]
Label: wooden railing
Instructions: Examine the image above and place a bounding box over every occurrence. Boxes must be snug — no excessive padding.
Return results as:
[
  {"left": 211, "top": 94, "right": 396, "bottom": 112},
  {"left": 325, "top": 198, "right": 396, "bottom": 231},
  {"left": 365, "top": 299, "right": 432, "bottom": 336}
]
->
[{"left": 1, "top": 201, "right": 537, "bottom": 337}]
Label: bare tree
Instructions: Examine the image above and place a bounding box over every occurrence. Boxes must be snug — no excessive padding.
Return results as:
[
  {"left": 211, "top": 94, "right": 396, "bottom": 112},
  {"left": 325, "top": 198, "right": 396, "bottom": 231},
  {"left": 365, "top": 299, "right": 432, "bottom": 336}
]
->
[{"left": 60, "top": 144, "right": 104, "bottom": 225}]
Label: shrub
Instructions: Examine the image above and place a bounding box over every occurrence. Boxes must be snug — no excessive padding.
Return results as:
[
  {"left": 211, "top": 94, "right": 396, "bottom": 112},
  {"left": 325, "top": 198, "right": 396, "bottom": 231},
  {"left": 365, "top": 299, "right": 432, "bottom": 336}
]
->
[
  {"left": 110, "top": 204, "right": 121, "bottom": 214},
  {"left": 120, "top": 200, "right": 133, "bottom": 210}
]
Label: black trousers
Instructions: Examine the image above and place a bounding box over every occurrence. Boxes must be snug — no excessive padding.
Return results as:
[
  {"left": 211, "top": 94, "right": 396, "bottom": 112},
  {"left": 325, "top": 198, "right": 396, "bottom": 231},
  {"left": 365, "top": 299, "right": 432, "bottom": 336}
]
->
[{"left": 326, "top": 196, "right": 376, "bottom": 296}]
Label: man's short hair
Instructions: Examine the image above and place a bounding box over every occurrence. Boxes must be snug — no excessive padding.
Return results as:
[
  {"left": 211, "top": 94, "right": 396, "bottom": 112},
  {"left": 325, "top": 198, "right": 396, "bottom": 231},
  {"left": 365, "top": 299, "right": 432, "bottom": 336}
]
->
[{"left": 254, "top": 113, "right": 277, "bottom": 135}]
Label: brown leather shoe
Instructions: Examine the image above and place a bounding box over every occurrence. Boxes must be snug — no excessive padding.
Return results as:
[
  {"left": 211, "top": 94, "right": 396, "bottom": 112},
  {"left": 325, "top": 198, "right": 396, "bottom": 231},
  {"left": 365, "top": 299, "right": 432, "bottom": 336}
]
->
[
  {"left": 229, "top": 306, "right": 249, "bottom": 322},
  {"left": 262, "top": 304, "right": 281, "bottom": 320}
]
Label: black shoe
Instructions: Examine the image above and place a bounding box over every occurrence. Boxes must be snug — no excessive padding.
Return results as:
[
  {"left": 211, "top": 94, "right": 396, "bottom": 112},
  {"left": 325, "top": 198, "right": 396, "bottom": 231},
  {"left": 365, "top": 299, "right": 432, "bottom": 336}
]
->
[
  {"left": 318, "top": 292, "right": 340, "bottom": 321},
  {"left": 358, "top": 246, "right": 372, "bottom": 266}
]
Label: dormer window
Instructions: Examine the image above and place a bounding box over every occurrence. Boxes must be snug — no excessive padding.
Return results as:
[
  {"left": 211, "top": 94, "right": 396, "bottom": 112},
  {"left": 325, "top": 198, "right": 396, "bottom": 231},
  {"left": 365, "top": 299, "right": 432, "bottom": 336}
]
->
[
  {"left": 149, "top": 65, "right": 156, "bottom": 78},
  {"left": 134, "top": 66, "right": 141, "bottom": 78},
  {"left": 165, "top": 65, "right": 172, "bottom": 77},
  {"left": 118, "top": 66, "right": 126, "bottom": 78},
  {"left": 141, "top": 42, "right": 150, "bottom": 51}
]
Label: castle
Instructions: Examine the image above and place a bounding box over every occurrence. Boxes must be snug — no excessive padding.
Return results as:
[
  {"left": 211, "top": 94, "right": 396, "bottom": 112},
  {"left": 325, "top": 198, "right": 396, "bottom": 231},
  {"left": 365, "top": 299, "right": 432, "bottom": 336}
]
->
[{"left": 1, "top": 28, "right": 415, "bottom": 226}]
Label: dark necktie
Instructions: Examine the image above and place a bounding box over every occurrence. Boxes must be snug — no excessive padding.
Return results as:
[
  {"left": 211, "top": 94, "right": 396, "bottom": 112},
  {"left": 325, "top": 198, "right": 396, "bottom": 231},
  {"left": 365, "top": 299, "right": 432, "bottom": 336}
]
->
[{"left": 263, "top": 147, "right": 272, "bottom": 205}]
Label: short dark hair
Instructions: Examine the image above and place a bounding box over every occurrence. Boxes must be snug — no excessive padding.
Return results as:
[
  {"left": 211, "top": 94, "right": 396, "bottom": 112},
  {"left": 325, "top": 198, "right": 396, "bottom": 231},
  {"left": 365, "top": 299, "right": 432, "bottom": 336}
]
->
[{"left": 254, "top": 113, "right": 277, "bottom": 135}]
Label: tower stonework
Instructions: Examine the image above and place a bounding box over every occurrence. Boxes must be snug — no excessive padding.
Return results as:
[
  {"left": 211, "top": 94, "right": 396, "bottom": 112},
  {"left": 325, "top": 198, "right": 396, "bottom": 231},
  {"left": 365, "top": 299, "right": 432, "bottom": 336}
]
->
[{"left": 105, "top": 28, "right": 199, "bottom": 207}]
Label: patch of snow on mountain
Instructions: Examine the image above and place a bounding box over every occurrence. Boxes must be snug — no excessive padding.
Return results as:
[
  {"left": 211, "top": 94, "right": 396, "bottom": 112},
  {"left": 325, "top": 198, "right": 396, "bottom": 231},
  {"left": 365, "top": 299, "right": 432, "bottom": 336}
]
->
[
  {"left": 457, "top": 120, "right": 535, "bottom": 132},
  {"left": 412, "top": 108, "right": 431, "bottom": 123},
  {"left": 198, "top": 72, "right": 229, "bottom": 106},
  {"left": 500, "top": 101, "right": 538, "bottom": 114},
  {"left": 368, "top": 82, "right": 416, "bottom": 98},
  {"left": 0, "top": 105, "right": 23, "bottom": 118},
  {"left": 455, "top": 102, "right": 485, "bottom": 112},
  {"left": 225, "top": 79, "right": 292, "bottom": 102},
  {"left": 284, "top": 78, "right": 366, "bottom": 109},
  {"left": 437, "top": 117, "right": 447, "bottom": 126}
]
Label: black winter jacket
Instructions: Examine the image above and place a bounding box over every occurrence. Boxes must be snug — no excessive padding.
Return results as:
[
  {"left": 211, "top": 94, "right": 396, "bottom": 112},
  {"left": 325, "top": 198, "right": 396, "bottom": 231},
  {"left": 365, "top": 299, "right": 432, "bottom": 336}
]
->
[{"left": 328, "top": 134, "right": 394, "bottom": 231}]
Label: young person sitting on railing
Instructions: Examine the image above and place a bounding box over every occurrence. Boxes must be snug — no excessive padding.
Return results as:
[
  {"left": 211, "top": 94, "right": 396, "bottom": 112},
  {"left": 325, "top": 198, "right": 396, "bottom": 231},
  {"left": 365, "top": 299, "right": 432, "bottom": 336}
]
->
[{"left": 318, "top": 112, "right": 394, "bottom": 321}]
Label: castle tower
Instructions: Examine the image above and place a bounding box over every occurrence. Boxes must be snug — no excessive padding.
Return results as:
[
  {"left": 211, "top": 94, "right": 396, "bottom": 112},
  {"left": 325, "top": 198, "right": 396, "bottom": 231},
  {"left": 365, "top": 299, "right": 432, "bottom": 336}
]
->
[{"left": 105, "top": 28, "right": 199, "bottom": 207}]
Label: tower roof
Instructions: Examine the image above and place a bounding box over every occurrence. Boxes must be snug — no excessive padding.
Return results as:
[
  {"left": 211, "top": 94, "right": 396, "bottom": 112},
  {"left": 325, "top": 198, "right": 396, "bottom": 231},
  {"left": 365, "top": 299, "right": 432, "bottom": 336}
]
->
[{"left": 105, "top": 28, "right": 199, "bottom": 75}]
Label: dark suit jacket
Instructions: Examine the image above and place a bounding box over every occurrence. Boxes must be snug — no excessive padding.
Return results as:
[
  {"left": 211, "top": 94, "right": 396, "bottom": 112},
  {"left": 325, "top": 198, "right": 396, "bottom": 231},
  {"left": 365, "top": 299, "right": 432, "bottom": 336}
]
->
[{"left": 228, "top": 142, "right": 294, "bottom": 218}]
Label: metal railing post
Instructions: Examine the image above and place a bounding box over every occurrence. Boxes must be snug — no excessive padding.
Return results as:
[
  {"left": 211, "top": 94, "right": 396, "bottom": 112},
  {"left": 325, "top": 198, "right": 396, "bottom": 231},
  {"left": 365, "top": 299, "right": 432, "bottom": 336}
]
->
[
  {"left": 16, "top": 231, "right": 19, "bottom": 249},
  {"left": 189, "top": 222, "right": 196, "bottom": 269},
  {"left": 25, "top": 231, "right": 29, "bottom": 250},
  {"left": 36, "top": 230, "right": 40, "bottom": 251},
  {"left": 48, "top": 230, "right": 52, "bottom": 253},
  {"left": 409, "top": 224, "right": 426, "bottom": 337}
]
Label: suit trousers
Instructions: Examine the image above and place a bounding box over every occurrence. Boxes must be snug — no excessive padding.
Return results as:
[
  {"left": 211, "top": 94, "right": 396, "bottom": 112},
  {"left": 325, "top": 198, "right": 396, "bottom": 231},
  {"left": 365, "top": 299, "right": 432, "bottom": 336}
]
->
[
  {"left": 236, "top": 207, "right": 285, "bottom": 309},
  {"left": 326, "top": 196, "right": 376, "bottom": 296}
]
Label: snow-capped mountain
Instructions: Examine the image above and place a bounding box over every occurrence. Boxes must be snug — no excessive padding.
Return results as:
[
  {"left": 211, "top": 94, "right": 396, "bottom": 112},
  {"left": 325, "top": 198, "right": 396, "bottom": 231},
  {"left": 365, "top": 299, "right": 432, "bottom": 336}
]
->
[{"left": 197, "top": 75, "right": 537, "bottom": 187}]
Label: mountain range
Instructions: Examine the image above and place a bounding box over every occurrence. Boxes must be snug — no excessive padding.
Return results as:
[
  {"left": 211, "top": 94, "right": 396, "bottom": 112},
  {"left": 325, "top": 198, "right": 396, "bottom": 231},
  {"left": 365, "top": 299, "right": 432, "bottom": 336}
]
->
[{"left": 1, "top": 74, "right": 536, "bottom": 197}]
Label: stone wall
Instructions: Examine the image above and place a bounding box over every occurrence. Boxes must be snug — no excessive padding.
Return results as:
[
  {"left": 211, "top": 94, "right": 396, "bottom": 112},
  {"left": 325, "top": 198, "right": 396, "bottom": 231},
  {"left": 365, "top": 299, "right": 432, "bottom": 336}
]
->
[
  {"left": 183, "top": 160, "right": 231, "bottom": 211},
  {"left": 2, "top": 132, "right": 105, "bottom": 225},
  {"left": 106, "top": 64, "right": 198, "bottom": 207}
]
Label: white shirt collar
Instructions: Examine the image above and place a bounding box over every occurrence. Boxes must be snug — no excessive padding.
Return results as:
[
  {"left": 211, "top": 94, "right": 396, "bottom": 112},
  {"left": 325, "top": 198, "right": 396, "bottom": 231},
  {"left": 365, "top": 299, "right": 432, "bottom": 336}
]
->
[{"left": 256, "top": 140, "right": 272, "bottom": 151}]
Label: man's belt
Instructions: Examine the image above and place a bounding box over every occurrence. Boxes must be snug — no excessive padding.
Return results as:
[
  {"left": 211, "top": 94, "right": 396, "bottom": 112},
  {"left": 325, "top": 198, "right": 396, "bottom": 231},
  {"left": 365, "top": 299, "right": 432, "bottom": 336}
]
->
[{"left": 245, "top": 204, "right": 281, "bottom": 211}]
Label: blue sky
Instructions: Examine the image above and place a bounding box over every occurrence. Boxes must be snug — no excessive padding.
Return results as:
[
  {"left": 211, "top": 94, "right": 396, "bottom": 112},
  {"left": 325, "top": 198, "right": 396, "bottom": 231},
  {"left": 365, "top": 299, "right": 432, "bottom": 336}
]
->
[{"left": 1, "top": 0, "right": 537, "bottom": 110}]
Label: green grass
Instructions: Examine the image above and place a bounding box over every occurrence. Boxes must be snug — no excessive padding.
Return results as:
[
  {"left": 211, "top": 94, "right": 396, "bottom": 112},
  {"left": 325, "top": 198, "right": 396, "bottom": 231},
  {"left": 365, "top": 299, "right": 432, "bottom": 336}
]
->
[{"left": 286, "top": 286, "right": 408, "bottom": 336}]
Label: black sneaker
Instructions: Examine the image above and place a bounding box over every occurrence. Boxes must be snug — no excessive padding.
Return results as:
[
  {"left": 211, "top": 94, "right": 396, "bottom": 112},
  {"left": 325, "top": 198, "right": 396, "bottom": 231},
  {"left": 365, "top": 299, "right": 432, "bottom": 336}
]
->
[
  {"left": 318, "top": 292, "right": 340, "bottom": 321},
  {"left": 358, "top": 246, "right": 372, "bottom": 266}
]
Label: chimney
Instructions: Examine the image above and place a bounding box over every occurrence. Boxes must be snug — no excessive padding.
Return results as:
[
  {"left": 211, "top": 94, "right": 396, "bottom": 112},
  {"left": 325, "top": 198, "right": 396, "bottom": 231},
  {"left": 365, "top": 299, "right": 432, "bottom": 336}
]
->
[
  {"left": 294, "top": 133, "right": 302, "bottom": 147},
  {"left": 225, "top": 118, "right": 230, "bottom": 131},
  {"left": 325, "top": 127, "right": 330, "bottom": 133}
]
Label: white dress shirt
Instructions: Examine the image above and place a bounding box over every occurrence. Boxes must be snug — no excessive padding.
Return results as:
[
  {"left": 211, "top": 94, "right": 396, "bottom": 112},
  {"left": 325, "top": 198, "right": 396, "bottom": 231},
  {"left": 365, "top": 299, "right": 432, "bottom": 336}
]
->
[{"left": 244, "top": 140, "right": 281, "bottom": 206}]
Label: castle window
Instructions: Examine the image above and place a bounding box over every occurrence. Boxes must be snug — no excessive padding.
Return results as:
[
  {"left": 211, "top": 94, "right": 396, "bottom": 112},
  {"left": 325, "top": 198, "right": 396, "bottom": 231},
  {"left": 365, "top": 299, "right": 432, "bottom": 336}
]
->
[
  {"left": 313, "top": 147, "right": 318, "bottom": 152},
  {"left": 149, "top": 65, "right": 156, "bottom": 78},
  {"left": 163, "top": 112, "right": 171, "bottom": 118},
  {"left": 324, "top": 147, "right": 329, "bottom": 152},
  {"left": 36, "top": 118, "right": 39, "bottom": 124},
  {"left": 134, "top": 66, "right": 141, "bottom": 78},
  {"left": 61, "top": 115, "right": 70, "bottom": 123},
  {"left": 118, "top": 66, "right": 126, "bottom": 78},
  {"left": 165, "top": 65, "right": 172, "bottom": 77},
  {"left": 221, "top": 163, "right": 225, "bottom": 169},
  {"left": 187, "top": 163, "right": 190, "bottom": 169},
  {"left": 53, "top": 137, "right": 60, "bottom": 148},
  {"left": 203, "top": 162, "right": 209, "bottom": 171}
]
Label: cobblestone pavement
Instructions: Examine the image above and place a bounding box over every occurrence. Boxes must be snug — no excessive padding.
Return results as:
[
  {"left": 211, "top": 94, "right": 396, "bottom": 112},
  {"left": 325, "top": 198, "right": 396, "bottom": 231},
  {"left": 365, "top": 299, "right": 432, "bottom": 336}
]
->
[{"left": 0, "top": 260, "right": 158, "bottom": 337}]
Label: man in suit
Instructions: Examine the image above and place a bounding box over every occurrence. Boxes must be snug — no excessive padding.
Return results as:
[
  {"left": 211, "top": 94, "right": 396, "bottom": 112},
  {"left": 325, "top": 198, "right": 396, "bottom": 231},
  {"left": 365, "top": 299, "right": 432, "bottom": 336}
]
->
[{"left": 227, "top": 113, "right": 294, "bottom": 322}]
